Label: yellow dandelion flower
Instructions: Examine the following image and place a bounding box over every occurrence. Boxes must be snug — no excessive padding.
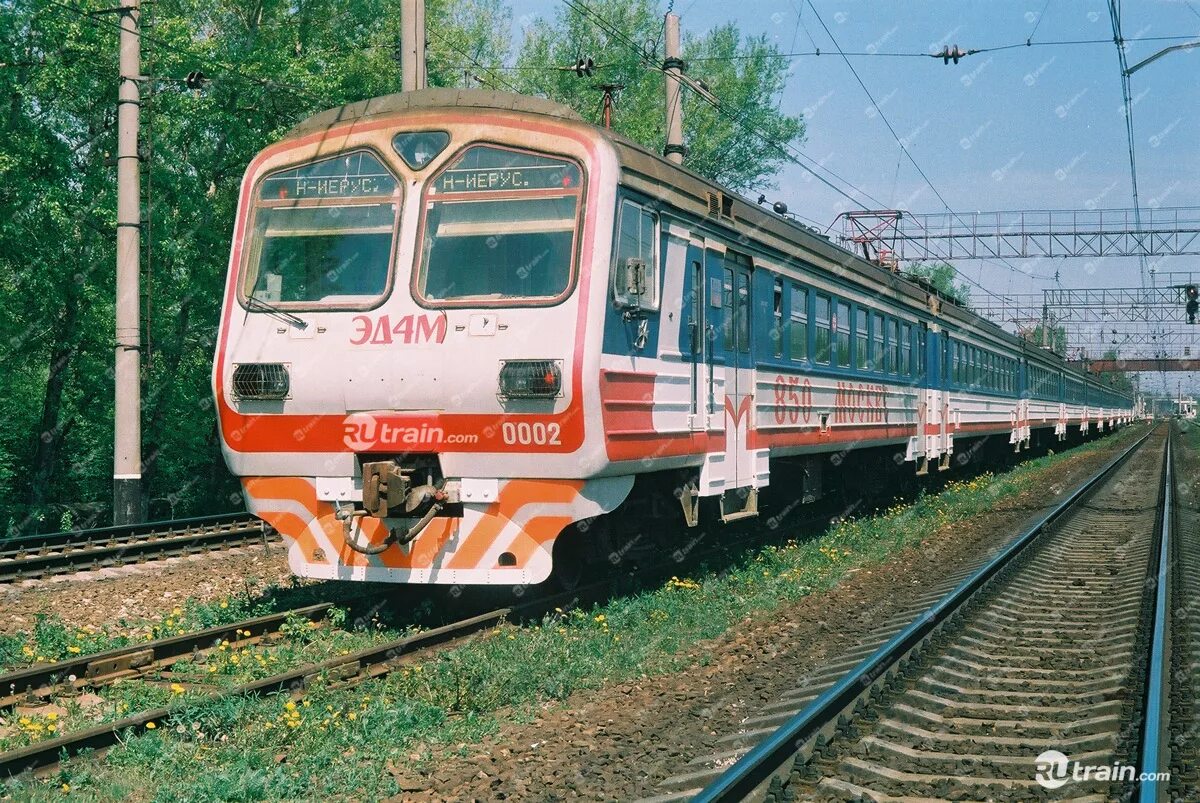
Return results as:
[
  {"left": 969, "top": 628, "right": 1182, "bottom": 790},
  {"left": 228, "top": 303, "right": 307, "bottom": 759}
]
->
[
  {"left": 46, "top": 712, "right": 57, "bottom": 721},
  {"left": 170, "top": 683, "right": 185, "bottom": 694},
  {"left": 68, "top": 646, "right": 81, "bottom": 654},
  {"left": 47, "top": 724, "right": 56, "bottom": 733},
  {"left": 62, "top": 783, "right": 70, "bottom": 792},
  {"left": 284, "top": 701, "right": 296, "bottom": 711},
  {"left": 145, "top": 721, "right": 156, "bottom": 730},
  {"left": 220, "top": 601, "right": 229, "bottom": 609},
  {"left": 347, "top": 711, "right": 357, "bottom": 721}
]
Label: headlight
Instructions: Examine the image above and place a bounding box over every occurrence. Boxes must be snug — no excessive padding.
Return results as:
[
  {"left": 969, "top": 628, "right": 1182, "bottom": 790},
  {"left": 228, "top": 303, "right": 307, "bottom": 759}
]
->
[
  {"left": 499, "top": 360, "right": 562, "bottom": 399},
  {"left": 232, "top": 363, "right": 290, "bottom": 400}
]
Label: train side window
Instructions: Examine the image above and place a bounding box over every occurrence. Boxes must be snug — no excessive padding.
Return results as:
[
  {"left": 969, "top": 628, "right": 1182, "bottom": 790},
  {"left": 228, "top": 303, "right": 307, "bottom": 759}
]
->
[
  {"left": 736, "top": 272, "right": 750, "bottom": 353},
  {"left": 722, "top": 268, "right": 735, "bottom": 351},
  {"left": 790, "top": 286, "right": 808, "bottom": 362},
  {"left": 855, "top": 308, "right": 869, "bottom": 370},
  {"left": 612, "top": 199, "right": 659, "bottom": 310},
  {"left": 872, "top": 312, "right": 884, "bottom": 372},
  {"left": 900, "top": 323, "right": 912, "bottom": 376},
  {"left": 886, "top": 318, "right": 899, "bottom": 374},
  {"left": 835, "top": 301, "right": 851, "bottom": 368},
  {"left": 814, "top": 294, "right": 831, "bottom": 364},
  {"left": 917, "top": 326, "right": 927, "bottom": 378},
  {"left": 772, "top": 279, "right": 784, "bottom": 358}
]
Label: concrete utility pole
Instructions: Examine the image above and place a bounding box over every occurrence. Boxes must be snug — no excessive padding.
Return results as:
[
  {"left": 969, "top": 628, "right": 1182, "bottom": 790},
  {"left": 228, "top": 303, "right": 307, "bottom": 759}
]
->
[
  {"left": 401, "top": 0, "right": 427, "bottom": 92},
  {"left": 663, "top": 12, "right": 685, "bottom": 165},
  {"left": 113, "top": 0, "right": 142, "bottom": 525}
]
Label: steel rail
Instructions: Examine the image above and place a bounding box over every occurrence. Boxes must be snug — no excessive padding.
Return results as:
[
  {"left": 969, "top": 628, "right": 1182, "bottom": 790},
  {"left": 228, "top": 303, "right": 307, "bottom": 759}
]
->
[
  {"left": 0, "top": 516, "right": 274, "bottom": 583},
  {"left": 695, "top": 426, "right": 1157, "bottom": 803},
  {"left": 0, "top": 603, "right": 333, "bottom": 712},
  {"left": 0, "top": 512, "right": 254, "bottom": 554},
  {"left": 1138, "top": 429, "right": 1173, "bottom": 802},
  {"left": 0, "top": 608, "right": 508, "bottom": 778}
]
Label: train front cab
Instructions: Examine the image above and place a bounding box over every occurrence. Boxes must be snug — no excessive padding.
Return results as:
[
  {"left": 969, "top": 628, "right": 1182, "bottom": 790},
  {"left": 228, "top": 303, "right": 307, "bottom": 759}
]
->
[{"left": 214, "top": 96, "right": 640, "bottom": 586}]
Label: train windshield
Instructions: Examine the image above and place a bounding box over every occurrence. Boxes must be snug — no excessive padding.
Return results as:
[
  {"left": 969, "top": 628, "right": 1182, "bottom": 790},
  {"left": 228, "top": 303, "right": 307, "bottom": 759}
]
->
[
  {"left": 242, "top": 151, "right": 400, "bottom": 306},
  {"left": 417, "top": 145, "right": 582, "bottom": 305}
]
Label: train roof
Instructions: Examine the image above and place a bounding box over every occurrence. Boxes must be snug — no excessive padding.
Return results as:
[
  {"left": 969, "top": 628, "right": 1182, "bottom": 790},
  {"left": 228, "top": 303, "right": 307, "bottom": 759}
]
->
[
  {"left": 285, "top": 90, "right": 1128, "bottom": 399},
  {"left": 287, "top": 89, "right": 583, "bottom": 138}
]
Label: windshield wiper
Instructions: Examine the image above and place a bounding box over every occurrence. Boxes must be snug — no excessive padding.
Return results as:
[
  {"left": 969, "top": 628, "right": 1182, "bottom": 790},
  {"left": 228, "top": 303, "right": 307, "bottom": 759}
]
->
[{"left": 244, "top": 294, "right": 308, "bottom": 330}]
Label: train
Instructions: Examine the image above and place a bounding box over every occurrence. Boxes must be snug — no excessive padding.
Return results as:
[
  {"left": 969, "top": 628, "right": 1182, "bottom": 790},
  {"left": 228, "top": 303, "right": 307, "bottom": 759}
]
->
[{"left": 212, "top": 88, "right": 1137, "bottom": 587}]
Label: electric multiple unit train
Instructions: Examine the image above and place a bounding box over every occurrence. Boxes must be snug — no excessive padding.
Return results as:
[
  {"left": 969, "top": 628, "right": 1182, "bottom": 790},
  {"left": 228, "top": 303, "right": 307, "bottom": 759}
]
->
[{"left": 212, "top": 89, "right": 1136, "bottom": 587}]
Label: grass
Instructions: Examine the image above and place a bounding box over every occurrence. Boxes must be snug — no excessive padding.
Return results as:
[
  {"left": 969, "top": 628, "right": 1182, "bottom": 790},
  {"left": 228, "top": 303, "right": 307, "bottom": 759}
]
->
[{"left": 1, "top": 427, "right": 1143, "bottom": 801}]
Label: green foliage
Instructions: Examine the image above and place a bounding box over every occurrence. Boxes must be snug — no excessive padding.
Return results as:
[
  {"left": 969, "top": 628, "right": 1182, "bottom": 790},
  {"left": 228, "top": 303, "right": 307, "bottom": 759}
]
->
[
  {"left": 1, "top": 427, "right": 1142, "bottom": 799},
  {"left": 1029, "top": 323, "right": 1068, "bottom": 353},
  {"left": 512, "top": 0, "right": 804, "bottom": 191},
  {"left": 903, "top": 262, "right": 971, "bottom": 306},
  {"left": 0, "top": 0, "right": 803, "bottom": 529},
  {"left": 1098, "top": 348, "right": 1135, "bottom": 395}
]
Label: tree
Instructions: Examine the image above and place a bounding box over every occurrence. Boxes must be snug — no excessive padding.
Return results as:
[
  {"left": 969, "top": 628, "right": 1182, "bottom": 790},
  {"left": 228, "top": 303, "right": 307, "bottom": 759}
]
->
[
  {"left": 1096, "top": 349, "right": 1135, "bottom": 395},
  {"left": 903, "top": 262, "right": 970, "bottom": 307},
  {"left": 1027, "top": 324, "right": 1067, "bottom": 354},
  {"left": 512, "top": 0, "right": 804, "bottom": 191},
  {"left": 0, "top": 0, "right": 800, "bottom": 531},
  {"left": 0, "top": 0, "right": 510, "bottom": 530}
]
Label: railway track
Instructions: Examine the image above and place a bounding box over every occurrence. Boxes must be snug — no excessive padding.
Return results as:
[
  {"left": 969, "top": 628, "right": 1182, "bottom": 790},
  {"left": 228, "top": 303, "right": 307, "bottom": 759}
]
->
[
  {"left": 0, "top": 599, "right": 507, "bottom": 777},
  {"left": 0, "top": 512, "right": 277, "bottom": 583},
  {"left": 682, "top": 425, "right": 1186, "bottom": 802}
]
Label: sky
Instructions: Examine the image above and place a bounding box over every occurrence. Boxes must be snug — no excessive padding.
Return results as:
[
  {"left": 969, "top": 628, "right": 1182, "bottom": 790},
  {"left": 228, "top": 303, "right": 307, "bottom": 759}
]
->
[{"left": 507, "top": 1, "right": 1200, "bottom": 395}]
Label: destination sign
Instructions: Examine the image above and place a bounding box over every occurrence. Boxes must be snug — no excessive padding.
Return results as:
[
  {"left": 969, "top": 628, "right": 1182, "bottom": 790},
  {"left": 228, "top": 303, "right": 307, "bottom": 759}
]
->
[
  {"left": 435, "top": 146, "right": 581, "bottom": 194},
  {"left": 260, "top": 151, "right": 398, "bottom": 201}
]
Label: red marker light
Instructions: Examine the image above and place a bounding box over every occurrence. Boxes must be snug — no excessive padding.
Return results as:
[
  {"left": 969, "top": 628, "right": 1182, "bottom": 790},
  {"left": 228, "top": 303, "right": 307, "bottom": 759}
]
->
[
  {"left": 561, "top": 175, "right": 572, "bottom": 188},
  {"left": 278, "top": 187, "right": 289, "bottom": 199},
  {"left": 543, "top": 370, "right": 556, "bottom": 385}
]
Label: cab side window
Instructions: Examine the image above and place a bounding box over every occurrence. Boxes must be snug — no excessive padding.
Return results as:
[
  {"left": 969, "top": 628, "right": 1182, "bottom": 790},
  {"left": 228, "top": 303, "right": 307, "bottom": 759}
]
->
[{"left": 612, "top": 199, "right": 659, "bottom": 310}]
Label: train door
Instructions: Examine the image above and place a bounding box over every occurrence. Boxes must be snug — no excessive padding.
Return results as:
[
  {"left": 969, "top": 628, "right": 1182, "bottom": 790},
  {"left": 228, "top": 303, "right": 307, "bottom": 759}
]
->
[
  {"left": 718, "top": 251, "right": 757, "bottom": 514},
  {"left": 684, "top": 245, "right": 710, "bottom": 432}
]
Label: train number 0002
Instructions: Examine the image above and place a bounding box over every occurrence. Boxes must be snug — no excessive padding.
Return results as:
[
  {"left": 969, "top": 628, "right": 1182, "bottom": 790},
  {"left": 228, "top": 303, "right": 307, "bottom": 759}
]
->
[
  {"left": 773, "top": 375, "right": 813, "bottom": 424},
  {"left": 501, "top": 421, "right": 562, "bottom": 446},
  {"left": 350, "top": 313, "right": 447, "bottom": 345}
]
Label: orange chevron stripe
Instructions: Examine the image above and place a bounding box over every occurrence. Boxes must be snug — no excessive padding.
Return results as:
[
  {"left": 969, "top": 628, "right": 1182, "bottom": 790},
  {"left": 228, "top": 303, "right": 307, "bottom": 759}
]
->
[{"left": 444, "top": 479, "right": 583, "bottom": 570}]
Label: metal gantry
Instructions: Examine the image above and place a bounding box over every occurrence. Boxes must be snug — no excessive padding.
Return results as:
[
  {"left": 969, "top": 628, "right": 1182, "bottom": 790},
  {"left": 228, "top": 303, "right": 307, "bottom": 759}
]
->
[
  {"left": 969, "top": 285, "right": 1200, "bottom": 364},
  {"left": 840, "top": 207, "right": 1200, "bottom": 261}
]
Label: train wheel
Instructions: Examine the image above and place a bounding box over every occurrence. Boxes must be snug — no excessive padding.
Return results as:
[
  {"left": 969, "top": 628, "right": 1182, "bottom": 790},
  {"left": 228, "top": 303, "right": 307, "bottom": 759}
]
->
[{"left": 549, "top": 520, "right": 591, "bottom": 592}]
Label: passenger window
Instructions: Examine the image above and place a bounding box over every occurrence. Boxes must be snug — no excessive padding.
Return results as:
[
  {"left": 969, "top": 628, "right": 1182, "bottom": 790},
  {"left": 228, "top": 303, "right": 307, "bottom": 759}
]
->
[
  {"left": 886, "top": 319, "right": 899, "bottom": 374},
  {"left": 835, "top": 301, "right": 851, "bottom": 368},
  {"left": 790, "top": 286, "right": 808, "bottom": 362},
  {"left": 612, "top": 199, "right": 659, "bottom": 310},
  {"left": 772, "top": 280, "right": 783, "bottom": 358},
  {"left": 855, "top": 309, "right": 869, "bottom": 370},
  {"left": 814, "top": 294, "right": 831, "bottom": 364},
  {"left": 872, "top": 312, "right": 884, "bottom": 372},
  {"left": 900, "top": 323, "right": 912, "bottom": 376}
]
